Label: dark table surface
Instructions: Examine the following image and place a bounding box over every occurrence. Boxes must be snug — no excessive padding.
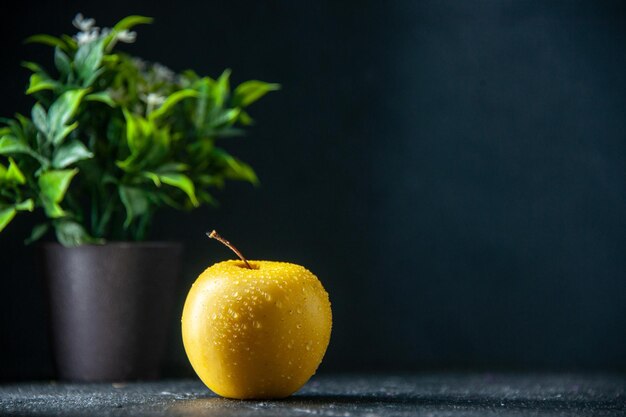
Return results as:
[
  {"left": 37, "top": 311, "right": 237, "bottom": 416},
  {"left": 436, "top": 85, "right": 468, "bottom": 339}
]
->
[{"left": 1, "top": 374, "right": 625, "bottom": 417}]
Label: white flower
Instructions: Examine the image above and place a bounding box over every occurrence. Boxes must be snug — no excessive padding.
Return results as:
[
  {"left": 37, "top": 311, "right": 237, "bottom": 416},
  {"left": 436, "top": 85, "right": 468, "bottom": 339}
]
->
[
  {"left": 152, "top": 63, "right": 175, "bottom": 82},
  {"left": 72, "top": 13, "right": 96, "bottom": 32},
  {"left": 177, "top": 75, "right": 189, "bottom": 87},
  {"left": 140, "top": 92, "right": 166, "bottom": 115},
  {"left": 116, "top": 30, "right": 137, "bottom": 44},
  {"left": 132, "top": 57, "right": 147, "bottom": 71},
  {"left": 75, "top": 29, "right": 100, "bottom": 46},
  {"left": 140, "top": 93, "right": 166, "bottom": 108}
]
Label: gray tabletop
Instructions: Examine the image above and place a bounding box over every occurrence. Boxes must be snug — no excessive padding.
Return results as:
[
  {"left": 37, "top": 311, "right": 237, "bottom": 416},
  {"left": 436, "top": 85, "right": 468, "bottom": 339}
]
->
[{"left": 1, "top": 374, "right": 625, "bottom": 417}]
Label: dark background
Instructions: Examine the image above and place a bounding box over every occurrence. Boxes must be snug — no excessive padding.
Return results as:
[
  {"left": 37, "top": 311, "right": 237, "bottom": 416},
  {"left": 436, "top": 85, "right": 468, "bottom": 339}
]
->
[{"left": 1, "top": 0, "right": 625, "bottom": 381}]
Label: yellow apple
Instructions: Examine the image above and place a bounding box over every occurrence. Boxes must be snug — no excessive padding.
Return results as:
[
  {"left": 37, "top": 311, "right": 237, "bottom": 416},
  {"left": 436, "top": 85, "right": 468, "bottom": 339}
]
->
[{"left": 181, "top": 231, "right": 332, "bottom": 399}]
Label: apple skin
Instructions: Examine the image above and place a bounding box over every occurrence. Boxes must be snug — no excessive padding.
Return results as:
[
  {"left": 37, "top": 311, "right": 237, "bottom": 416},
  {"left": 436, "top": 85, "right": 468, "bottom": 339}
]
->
[{"left": 181, "top": 260, "right": 332, "bottom": 399}]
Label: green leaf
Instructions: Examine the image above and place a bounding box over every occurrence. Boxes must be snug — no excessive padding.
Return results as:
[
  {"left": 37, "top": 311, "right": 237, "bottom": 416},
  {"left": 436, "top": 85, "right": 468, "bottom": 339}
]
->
[
  {"left": 182, "top": 69, "right": 199, "bottom": 82},
  {"left": 54, "top": 47, "right": 72, "bottom": 76},
  {"left": 55, "top": 122, "right": 79, "bottom": 145},
  {"left": 154, "top": 162, "right": 188, "bottom": 172},
  {"left": 54, "top": 220, "right": 101, "bottom": 247},
  {"left": 47, "top": 89, "right": 88, "bottom": 145},
  {"left": 14, "top": 114, "right": 32, "bottom": 132},
  {"left": 238, "top": 110, "right": 254, "bottom": 126},
  {"left": 24, "top": 34, "right": 71, "bottom": 52},
  {"left": 52, "top": 139, "right": 94, "bottom": 168},
  {"left": 21, "top": 61, "right": 45, "bottom": 73},
  {"left": 197, "top": 174, "right": 224, "bottom": 188},
  {"left": 38, "top": 169, "right": 78, "bottom": 218},
  {"left": 39, "top": 169, "right": 77, "bottom": 201},
  {"left": 102, "top": 16, "right": 152, "bottom": 52},
  {"left": 214, "top": 69, "right": 231, "bottom": 107},
  {"left": 15, "top": 199, "right": 34, "bottom": 212},
  {"left": 119, "top": 185, "right": 150, "bottom": 228},
  {"left": 197, "top": 190, "right": 217, "bottom": 205},
  {"left": 209, "top": 108, "right": 241, "bottom": 128},
  {"left": 112, "top": 15, "right": 153, "bottom": 32},
  {"left": 74, "top": 38, "right": 105, "bottom": 86},
  {"left": 148, "top": 90, "right": 199, "bottom": 120},
  {"left": 26, "top": 73, "right": 57, "bottom": 94},
  {"left": 215, "top": 149, "right": 259, "bottom": 184},
  {"left": 0, "top": 136, "right": 48, "bottom": 167},
  {"left": 85, "top": 92, "right": 116, "bottom": 107},
  {"left": 192, "top": 77, "right": 211, "bottom": 128},
  {"left": 155, "top": 192, "right": 184, "bottom": 210},
  {"left": 102, "top": 54, "right": 120, "bottom": 65},
  {"left": 40, "top": 200, "right": 65, "bottom": 219},
  {"left": 233, "top": 80, "right": 280, "bottom": 107},
  {"left": 60, "top": 35, "right": 78, "bottom": 50},
  {"left": 0, "top": 135, "right": 30, "bottom": 155},
  {"left": 31, "top": 103, "right": 48, "bottom": 134},
  {"left": 122, "top": 108, "right": 151, "bottom": 154},
  {"left": 143, "top": 128, "right": 171, "bottom": 166},
  {"left": 117, "top": 113, "right": 172, "bottom": 173},
  {"left": 25, "top": 223, "right": 49, "bottom": 245},
  {"left": 154, "top": 172, "right": 199, "bottom": 207},
  {"left": 83, "top": 68, "right": 105, "bottom": 88},
  {"left": 6, "top": 158, "right": 26, "bottom": 184},
  {"left": 0, "top": 207, "right": 16, "bottom": 233},
  {"left": 0, "top": 135, "right": 47, "bottom": 166},
  {"left": 142, "top": 172, "right": 161, "bottom": 186}
]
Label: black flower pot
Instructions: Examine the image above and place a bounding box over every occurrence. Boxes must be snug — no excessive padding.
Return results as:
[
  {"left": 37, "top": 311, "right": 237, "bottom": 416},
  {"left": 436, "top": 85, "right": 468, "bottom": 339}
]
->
[{"left": 41, "top": 242, "right": 182, "bottom": 382}]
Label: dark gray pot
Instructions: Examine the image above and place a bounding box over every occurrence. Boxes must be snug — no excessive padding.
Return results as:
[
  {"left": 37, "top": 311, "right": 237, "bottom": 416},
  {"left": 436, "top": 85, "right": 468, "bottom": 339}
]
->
[{"left": 41, "top": 242, "right": 182, "bottom": 382}]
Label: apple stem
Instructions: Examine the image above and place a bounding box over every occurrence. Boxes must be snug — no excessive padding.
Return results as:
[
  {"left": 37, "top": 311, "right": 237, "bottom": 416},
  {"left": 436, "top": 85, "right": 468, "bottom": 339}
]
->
[{"left": 207, "top": 230, "right": 253, "bottom": 269}]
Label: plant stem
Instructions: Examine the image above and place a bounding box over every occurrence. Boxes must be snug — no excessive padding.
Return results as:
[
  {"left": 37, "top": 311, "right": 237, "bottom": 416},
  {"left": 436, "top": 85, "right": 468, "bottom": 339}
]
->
[
  {"left": 91, "top": 187, "right": 99, "bottom": 235},
  {"left": 135, "top": 212, "right": 151, "bottom": 241},
  {"left": 207, "top": 230, "right": 252, "bottom": 269},
  {"left": 95, "top": 194, "right": 116, "bottom": 238}
]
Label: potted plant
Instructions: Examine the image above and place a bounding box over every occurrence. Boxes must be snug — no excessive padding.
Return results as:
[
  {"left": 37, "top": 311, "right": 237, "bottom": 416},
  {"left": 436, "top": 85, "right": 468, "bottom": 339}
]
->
[{"left": 0, "top": 13, "right": 278, "bottom": 381}]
